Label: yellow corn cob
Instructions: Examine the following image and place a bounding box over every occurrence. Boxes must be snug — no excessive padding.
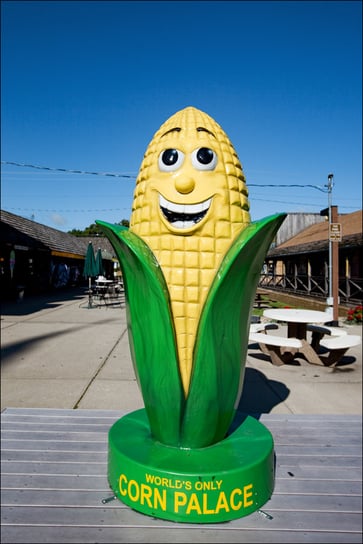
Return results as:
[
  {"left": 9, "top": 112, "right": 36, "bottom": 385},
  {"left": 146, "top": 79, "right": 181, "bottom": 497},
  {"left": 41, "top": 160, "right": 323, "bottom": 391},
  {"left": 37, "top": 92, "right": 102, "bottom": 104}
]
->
[{"left": 130, "top": 107, "right": 250, "bottom": 395}]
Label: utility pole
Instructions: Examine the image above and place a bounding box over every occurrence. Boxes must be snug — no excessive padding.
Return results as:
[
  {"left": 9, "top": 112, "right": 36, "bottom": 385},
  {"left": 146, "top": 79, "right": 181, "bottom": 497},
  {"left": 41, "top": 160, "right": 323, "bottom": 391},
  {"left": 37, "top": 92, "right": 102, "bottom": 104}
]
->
[{"left": 326, "top": 174, "right": 340, "bottom": 325}]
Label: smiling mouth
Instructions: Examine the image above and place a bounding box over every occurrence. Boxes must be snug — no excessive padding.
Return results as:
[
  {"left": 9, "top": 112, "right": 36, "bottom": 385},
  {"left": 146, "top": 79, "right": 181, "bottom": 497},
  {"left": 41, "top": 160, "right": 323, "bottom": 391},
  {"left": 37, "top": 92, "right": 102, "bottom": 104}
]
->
[{"left": 159, "top": 195, "right": 212, "bottom": 229}]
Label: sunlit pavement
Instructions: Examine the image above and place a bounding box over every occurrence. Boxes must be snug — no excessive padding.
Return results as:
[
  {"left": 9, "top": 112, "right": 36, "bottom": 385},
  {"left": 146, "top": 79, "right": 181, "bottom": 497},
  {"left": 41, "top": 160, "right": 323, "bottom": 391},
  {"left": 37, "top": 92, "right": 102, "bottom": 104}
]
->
[{"left": 1, "top": 288, "right": 361, "bottom": 415}]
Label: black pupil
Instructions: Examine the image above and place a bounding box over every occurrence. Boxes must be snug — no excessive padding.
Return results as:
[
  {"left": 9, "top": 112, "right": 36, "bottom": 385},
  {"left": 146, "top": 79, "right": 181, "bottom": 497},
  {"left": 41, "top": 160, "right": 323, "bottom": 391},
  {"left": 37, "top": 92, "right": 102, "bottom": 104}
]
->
[
  {"left": 162, "top": 149, "right": 178, "bottom": 165},
  {"left": 197, "top": 148, "right": 213, "bottom": 164}
]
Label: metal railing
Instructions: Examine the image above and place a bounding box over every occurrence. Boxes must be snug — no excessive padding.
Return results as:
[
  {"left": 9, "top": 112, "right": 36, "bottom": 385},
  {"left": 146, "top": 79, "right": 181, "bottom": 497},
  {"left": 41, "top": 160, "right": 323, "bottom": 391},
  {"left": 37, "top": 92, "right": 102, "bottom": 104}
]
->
[{"left": 259, "top": 274, "right": 363, "bottom": 304}]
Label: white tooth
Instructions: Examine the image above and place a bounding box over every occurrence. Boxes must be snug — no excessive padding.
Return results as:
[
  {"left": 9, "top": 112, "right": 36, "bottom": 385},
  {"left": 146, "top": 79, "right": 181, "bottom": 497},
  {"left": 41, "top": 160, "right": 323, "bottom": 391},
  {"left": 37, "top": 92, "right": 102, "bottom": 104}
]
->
[
  {"left": 184, "top": 204, "right": 195, "bottom": 214},
  {"left": 175, "top": 202, "right": 185, "bottom": 213},
  {"left": 160, "top": 195, "right": 184, "bottom": 213},
  {"left": 202, "top": 198, "right": 211, "bottom": 211},
  {"left": 159, "top": 195, "right": 178, "bottom": 213},
  {"left": 185, "top": 199, "right": 211, "bottom": 214},
  {"left": 159, "top": 195, "right": 167, "bottom": 208}
]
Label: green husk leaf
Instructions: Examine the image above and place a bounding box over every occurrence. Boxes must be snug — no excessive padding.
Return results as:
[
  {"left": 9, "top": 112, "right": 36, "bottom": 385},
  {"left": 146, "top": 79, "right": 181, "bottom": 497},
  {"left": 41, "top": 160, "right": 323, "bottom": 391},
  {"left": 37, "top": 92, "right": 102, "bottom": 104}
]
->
[
  {"left": 96, "top": 221, "right": 184, "bottom": 445},
  {"left": 180, "top": 213, "right": 287, "bottom": 447}
]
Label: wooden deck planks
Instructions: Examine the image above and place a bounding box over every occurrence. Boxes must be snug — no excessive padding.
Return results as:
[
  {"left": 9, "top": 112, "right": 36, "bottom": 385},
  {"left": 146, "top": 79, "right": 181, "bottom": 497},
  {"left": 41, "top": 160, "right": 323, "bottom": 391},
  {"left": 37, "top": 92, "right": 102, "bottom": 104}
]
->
[{"left": 1, "top": 408, "right": 362, "bottom": 543}]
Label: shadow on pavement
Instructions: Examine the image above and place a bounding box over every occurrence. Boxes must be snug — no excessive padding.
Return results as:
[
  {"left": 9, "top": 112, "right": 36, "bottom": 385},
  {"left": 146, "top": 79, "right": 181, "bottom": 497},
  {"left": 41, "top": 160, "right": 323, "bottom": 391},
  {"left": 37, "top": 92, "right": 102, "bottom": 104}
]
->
[{"left": 0, "top": 286, "right": 87, "bottom": 316}]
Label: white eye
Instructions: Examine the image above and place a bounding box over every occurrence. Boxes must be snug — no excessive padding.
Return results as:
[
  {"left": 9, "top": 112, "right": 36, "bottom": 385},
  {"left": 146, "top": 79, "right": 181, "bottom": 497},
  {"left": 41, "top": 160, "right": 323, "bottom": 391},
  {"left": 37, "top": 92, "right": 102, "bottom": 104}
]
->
[
  {"left": 158, "top": 149, "right": 185, "bottom": 171},
  {"left": 191, "top": 148, "right": 217, "bottom": 170}
]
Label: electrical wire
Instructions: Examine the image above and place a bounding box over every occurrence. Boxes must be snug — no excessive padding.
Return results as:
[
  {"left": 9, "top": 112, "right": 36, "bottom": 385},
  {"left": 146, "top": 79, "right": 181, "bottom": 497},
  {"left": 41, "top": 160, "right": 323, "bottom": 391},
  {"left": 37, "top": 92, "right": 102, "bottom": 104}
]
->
[
  {"left": 1, "top": 160, "right": 328, "bottom": 191},
  {"left": 1, "top": 161, "right": 136, "bottom": 179}
]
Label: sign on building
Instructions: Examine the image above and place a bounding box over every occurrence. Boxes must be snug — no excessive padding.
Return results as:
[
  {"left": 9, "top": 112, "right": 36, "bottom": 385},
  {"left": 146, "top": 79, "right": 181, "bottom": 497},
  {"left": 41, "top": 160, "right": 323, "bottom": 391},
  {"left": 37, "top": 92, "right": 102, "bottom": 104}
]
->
[{"left": 329, "top": 223, "right": 342, "bottom": 242}]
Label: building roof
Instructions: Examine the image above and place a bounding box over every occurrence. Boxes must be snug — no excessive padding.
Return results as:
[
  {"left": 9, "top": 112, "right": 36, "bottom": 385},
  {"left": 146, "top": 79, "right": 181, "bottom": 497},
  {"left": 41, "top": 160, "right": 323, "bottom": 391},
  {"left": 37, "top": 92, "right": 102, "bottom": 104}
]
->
[
  {"left": 269, "top": 210, "right": 362, "bottom": 257},
  {"left": 0, "top": 209, "right": 116, "bottom": 260},
  {"left": 3, "top": 208, "right": 361, "bottom": 262}
]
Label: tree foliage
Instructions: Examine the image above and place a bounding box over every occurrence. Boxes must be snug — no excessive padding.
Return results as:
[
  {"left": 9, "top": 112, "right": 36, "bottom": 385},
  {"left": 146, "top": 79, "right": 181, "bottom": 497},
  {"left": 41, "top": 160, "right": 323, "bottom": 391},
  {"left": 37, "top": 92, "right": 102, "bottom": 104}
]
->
[{"left": 68, "top": 219, "right": 129, "bottom": 237}]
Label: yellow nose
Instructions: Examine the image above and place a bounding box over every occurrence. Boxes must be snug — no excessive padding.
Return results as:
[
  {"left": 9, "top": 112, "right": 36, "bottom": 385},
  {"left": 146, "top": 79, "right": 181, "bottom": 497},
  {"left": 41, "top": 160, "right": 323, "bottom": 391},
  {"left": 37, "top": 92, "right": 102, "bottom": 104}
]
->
[{"left": 175, "top": 177, "right": 195, "bottom": 194}]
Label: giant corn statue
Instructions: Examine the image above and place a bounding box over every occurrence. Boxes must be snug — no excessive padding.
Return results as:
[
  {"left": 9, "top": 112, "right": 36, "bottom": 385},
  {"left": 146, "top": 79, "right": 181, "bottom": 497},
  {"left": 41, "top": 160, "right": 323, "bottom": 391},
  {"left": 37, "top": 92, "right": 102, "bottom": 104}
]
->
[
  {"left": 97, "top": 107, "right": 286, "bottom": 523},
  {"left": 130, "top": 107, "right": 251, "bottom": 396}
]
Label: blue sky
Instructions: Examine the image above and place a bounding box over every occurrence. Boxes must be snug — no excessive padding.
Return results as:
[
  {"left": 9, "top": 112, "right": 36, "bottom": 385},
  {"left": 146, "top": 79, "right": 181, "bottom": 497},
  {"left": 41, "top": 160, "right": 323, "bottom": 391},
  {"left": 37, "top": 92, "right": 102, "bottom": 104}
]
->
[{"left": 1, "top": 0, "right": 362, "bottom": 232}]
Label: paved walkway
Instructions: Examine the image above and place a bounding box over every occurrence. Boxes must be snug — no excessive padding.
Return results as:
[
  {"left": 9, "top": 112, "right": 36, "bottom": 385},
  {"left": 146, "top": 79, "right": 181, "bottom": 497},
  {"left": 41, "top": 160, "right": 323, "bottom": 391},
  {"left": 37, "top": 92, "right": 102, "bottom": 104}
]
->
[{"left": 1, "top": 287, "right": 362, "bottom": 415}]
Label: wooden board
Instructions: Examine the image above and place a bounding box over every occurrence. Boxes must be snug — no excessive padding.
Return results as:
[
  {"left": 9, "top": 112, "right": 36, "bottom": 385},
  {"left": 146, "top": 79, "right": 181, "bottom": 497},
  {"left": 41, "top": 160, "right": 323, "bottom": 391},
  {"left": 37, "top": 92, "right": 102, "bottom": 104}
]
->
[{"left": 1, "top": 409, "right": 362, "bottom": 543}]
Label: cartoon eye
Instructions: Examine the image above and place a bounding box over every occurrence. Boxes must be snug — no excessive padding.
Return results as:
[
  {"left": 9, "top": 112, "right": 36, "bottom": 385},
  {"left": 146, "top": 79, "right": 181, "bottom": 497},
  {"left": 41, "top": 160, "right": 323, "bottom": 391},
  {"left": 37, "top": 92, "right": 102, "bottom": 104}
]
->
[
  {"left": 191, "top": 148, "right": 217, "bottom": 170},
  {"left": 158, "top": 149, "right": 185, "bottom": 171}
]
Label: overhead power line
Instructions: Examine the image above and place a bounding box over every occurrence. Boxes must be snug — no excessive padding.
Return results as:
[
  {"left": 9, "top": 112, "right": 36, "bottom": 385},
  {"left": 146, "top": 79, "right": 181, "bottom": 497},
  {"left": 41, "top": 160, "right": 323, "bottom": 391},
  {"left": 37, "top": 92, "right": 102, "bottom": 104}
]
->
[
  {"left": 5, "top": 207, "right": 128, "bottom": 213},
  {"left": 1, "top": 161, "right": 137, "bottom": 179},
  {"left": 1, "top": 160, "right": 328, "bottom": 191},
  {"left": 249, "top": 183, "right": 327, "bottom": 192}
]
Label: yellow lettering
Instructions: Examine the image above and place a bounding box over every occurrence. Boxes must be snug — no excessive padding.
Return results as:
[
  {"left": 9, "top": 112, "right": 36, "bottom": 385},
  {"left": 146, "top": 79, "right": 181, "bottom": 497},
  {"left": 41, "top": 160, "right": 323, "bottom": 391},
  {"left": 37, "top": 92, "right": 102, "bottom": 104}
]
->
[
  {"left": 186, "top": 493, "right": 202, "bottom": 515},
  {"left": 244, "top": 484, "right": 253, "bottom": 507},
  {"left": 174, "top": 492, "right": 187, "bottom": 512},
  {"left": 202, "top": 493, "right": 215, "bottom": 514},
  {"left": 128, "top": 479, "right": 139, "bottom": 502},
  {"left": 195, "top": 481, "right": 202, "bottom": 491},
  {"left": 140, "top": 484, "right": 152, "bottom": 507},
  {"left": 154, "top": 487, "right": 167, "bottom": 511},
  {"left": 119, "top": 474, "right": 127, "bottom": 497},
  {"left": 215, "top": 491, "right": 230, "bottom": 513},
  {"left": 230, "top": 488, "right": 242, "bottom": 510}
]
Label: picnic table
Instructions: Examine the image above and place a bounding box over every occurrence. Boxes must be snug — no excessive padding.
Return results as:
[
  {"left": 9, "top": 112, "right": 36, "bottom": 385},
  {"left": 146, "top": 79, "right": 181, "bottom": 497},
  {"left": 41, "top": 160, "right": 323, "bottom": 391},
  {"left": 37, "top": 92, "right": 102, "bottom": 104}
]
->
[
  {"left": 1, "top": 408, "right": 361, "bottom": 543},
  {"left": 253, "top": 309, "right": 361, "bottom": 366},
  {"left": 263, "top": 308, "right": 330, "bottom": 340}
]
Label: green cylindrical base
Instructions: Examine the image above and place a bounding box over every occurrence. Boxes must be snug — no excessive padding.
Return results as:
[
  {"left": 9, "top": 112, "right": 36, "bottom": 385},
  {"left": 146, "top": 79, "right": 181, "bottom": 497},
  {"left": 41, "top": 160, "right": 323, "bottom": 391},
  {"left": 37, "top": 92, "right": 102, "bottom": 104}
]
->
[{"left": 108, "top": 409, "right": 274, "bottom": 523}]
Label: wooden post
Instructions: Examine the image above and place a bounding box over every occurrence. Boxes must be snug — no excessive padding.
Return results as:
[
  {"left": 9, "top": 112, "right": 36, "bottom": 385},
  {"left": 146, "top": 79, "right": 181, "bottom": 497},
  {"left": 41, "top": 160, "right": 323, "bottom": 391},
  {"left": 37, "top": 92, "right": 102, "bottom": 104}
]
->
[
  {"left": 345, "top": 256, "right": 351, "bottom": 300},
  {"left": 331, "top": 206, "right": 339, "bottom": 324},
  {"left": 307, "top": 258, "right": 311, "bottom": 294}
]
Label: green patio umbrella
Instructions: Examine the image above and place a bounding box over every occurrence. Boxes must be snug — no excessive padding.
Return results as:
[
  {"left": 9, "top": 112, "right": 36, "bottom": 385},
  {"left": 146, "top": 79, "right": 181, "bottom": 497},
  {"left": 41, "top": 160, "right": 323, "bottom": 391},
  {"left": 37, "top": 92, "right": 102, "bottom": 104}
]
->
[
  {"left": 83, "top": 241, "right": 97, "bottom": 307},
  {"left": 95, "top": 248, "right": 105, "bottom": 278}
]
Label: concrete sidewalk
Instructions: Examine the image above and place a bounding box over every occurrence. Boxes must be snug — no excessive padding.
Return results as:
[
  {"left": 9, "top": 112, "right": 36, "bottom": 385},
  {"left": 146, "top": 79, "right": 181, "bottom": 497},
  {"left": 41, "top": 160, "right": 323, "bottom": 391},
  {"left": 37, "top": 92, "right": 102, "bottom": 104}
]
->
[{"left": 1, "top": 287, "right": 362, "bottom": 415}]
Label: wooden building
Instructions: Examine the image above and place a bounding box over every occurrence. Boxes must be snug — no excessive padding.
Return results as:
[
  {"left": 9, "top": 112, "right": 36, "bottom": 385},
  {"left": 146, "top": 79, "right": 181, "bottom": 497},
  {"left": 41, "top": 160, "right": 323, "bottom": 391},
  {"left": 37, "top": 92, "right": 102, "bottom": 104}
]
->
[
  {"left": 261, "top": 210, "right": 362, "bottom": 305},
  {"left": 0, "top": 210, "right": 117, "bottom": 300}
]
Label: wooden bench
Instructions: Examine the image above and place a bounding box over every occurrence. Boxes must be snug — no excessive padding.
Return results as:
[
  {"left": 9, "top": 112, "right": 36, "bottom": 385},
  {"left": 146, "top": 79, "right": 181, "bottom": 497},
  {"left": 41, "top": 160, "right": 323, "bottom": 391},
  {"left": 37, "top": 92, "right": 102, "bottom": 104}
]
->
[
  {"left": 253, "top": 293, "right": 269, "bottom": 309},
  {"left": 249, "top": 331, "right": 302, "bottom": 366},
  {"left": 307, "top": 324, "right": 347, "bottom": 351},
  {"left": 319, "top": 334, "right": 361, "bottom": 366},
  {"left": 307, "top": 324, "right": 348, "bottom": 336},
  {"left": 253, "top": 293, "right": 263, "bottom": 308},
  {"left": 250, "top": 330, "right": 361, "bottom": 367},
  {"left": 249, "top": 323, "right": 279, "bottom": 333}
]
